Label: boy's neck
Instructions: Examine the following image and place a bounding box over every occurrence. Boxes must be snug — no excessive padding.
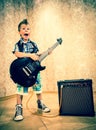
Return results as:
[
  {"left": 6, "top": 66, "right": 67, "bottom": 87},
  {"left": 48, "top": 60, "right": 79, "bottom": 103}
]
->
[{"left": 21, "top": 38, "right": 29, "bottom": 43}]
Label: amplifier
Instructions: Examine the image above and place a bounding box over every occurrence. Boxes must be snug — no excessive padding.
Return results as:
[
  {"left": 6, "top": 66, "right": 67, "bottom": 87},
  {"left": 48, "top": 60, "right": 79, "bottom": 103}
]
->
[{"left": 57, "top": 79, "right": 95, "bottom": 116}]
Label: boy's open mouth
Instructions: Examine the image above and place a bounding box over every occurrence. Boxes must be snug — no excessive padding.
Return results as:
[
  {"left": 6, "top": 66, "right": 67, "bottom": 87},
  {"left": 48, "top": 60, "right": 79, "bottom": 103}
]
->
[{"left": 24, "top": 33, "right": 29, "bottom": 36}]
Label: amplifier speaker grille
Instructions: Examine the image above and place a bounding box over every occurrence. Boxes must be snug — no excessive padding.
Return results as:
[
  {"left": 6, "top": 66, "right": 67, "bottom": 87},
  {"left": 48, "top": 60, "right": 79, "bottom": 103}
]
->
[{"left": 57, "top": 79, "right": 95, "bottom": 116}]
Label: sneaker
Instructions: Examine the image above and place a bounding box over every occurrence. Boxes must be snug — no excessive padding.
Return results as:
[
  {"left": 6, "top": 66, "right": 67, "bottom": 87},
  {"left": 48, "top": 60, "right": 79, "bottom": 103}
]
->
[
  {"left": 37, "top": 100, "right": 50, "bottom": 113},
  {"left": 14, "top": 104, "right": 24, "bottom": 121}
]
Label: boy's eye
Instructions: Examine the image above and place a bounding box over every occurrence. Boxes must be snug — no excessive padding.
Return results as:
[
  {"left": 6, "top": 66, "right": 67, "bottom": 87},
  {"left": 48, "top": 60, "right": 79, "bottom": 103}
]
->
[
  {"left": 22, "top": 28, "right": 25, "bottom": 30},
  {"left": 21, "top": 28, "right": 30, "bottom": 30}
]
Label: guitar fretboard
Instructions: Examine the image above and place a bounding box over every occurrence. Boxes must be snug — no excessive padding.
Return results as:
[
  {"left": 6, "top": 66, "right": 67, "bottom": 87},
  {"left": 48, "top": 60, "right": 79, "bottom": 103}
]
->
[{"left": 39, "top": 42, "right": 60, "bottom": 62}]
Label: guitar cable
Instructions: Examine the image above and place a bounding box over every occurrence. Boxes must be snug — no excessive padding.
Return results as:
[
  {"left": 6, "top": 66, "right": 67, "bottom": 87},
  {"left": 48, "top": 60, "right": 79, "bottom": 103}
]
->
[{"left": 26, "top": 85, "right": 63, "bottom": 118}]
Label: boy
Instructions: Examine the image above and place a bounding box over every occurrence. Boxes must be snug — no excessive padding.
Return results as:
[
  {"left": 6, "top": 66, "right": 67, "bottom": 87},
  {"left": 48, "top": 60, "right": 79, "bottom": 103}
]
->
[{"left": 13, "top": 19, "right": 50, "bottom": 121}]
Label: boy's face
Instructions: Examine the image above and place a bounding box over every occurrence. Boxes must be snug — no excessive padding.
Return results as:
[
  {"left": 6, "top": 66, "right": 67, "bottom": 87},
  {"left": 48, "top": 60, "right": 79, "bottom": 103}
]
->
[{"left": 19, "top": 24, "right": 30, "bottom": 41}]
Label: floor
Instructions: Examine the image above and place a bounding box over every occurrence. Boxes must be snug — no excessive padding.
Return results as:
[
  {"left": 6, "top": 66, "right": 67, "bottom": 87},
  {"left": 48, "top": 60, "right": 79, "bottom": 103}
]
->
[{"left": 0, "top": 91, "right": 96, "bottom": 130}]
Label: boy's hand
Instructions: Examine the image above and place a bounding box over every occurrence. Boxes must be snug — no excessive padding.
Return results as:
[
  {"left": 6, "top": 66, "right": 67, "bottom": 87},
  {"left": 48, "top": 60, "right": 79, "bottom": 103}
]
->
[{"left": 30, "top": 54, "right": 39, "bottom": 61}]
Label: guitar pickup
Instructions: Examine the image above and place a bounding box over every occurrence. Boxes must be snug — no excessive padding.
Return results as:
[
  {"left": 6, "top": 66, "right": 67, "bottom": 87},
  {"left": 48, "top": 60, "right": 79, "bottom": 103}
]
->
[
  {"left": 22, "top": 66, "right": 32, "bottom": 76},
  {"left": 25, "top": 66, "right": 32, "bottom": 73}
]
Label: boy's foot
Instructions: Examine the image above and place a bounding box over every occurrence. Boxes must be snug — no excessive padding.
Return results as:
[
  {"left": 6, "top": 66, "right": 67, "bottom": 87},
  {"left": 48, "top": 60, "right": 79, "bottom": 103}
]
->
[
  {"left": 14, "top": 104, "right": 24, "bottom": 121},
  {"left": 37, "top": 100, "right": 50, "bottom": 113}
]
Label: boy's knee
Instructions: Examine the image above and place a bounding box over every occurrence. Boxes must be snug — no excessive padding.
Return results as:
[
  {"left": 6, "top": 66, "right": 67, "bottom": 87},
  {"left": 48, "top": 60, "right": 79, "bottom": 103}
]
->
[{"left": 32, "top": 84, "right": 42, "bottom": 94}]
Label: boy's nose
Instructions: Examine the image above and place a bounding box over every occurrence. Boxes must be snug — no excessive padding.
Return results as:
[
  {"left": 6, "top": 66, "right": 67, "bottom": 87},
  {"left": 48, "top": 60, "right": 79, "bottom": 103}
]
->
[{"left": 25, "top": 29, "right": 28, "bottom": 31}]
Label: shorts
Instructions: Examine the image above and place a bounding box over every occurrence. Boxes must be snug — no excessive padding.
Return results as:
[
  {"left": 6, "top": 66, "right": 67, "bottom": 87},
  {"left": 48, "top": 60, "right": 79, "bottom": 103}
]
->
[{"left": 16, "top": 73, "right": 42, "bottom": 95}]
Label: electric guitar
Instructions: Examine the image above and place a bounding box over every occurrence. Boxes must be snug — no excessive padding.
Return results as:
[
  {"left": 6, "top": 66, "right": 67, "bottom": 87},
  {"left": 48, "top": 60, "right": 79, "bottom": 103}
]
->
[{"left": 10, "top": 38, "right": 62, "bottom": 87}]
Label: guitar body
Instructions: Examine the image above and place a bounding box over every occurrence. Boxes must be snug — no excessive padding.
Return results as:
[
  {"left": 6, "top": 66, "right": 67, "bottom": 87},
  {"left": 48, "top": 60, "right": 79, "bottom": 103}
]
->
[{"left": 10, "top": 58, "right": 45, "bottom": 87}]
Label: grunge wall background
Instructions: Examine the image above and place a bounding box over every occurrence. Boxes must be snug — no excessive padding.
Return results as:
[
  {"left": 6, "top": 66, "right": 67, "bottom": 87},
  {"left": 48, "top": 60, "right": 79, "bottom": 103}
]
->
[{"left": 0, "top": 0, "right": 96, "bottom": 97}]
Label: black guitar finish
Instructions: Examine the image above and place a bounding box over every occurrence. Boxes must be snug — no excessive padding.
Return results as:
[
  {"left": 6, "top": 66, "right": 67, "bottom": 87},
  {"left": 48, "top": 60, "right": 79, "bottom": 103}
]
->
[
  {"left": 10, "top": 57, "right": 45, "bottom": 87},
  {"left": 10, "top": 38, "right": 62, "bottom": 87}
]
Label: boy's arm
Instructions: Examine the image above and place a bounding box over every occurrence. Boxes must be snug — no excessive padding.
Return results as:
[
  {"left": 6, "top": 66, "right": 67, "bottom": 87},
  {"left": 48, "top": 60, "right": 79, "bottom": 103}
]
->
[{"left": 14, "top": 51, "right": 39, "bottom": 61}]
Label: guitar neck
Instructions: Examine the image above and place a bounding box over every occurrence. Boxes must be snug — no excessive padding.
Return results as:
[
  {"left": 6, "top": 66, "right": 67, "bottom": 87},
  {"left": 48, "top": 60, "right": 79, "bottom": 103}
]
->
[{"left": 39, "top": 42, "right": 59, "bottom": 62}]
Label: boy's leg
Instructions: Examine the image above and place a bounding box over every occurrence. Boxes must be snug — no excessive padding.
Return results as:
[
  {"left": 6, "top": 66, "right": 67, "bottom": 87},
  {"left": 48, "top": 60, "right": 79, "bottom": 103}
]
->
[
  {"left": 36, "top": 93, "right": 50, "bottom": 113},
  {"left": 14, "top": 84, "right": 28, "bottom": 121},
  {"left": 17, "top": 94, "right": 23, "bottom": 104},
  {"left": 32, "top": 73, "right": 50, "bottom": 113},
  {"left": 14, "top": 94, "right": 24, "bottom": 121}
]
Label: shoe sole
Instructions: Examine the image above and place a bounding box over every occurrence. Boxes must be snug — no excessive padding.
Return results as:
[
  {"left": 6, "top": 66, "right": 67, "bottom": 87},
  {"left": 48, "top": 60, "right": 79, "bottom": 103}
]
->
[
  {"left": 13, "top": 115, "right": 24, "bottom": 121},
  {"left": 38, "top": 108, "right": 51, "bottom": 113}
]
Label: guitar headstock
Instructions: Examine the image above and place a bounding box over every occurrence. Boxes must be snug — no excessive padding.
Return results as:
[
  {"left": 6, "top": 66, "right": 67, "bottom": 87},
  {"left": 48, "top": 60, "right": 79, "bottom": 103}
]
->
[{"left": 57, "top": 38, "right": 62, "bottom": 45}]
